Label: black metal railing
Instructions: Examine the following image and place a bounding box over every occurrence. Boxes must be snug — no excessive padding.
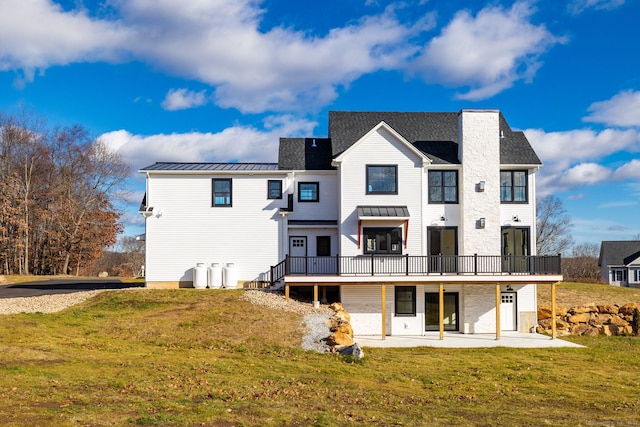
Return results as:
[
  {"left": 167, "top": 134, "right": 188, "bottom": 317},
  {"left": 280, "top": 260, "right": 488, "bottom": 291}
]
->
[{"left": 273, "top": 254, "right": 561, "bottom": 279}]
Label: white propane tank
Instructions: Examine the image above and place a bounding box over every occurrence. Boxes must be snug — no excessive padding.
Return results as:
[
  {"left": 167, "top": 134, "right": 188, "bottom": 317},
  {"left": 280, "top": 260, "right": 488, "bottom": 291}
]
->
[
  {"left": 223, "top": 263, "right": 238, "bottom": 289},
  {"left": 208, "top": 263, "right": 223, "bottom": 289},
  {"left": 193, "top": 263, "right": 208, "bottom": 289}
]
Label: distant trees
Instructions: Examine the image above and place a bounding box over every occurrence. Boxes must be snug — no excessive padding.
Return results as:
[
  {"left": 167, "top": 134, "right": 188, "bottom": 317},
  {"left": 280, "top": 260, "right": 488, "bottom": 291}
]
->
[
  {"left": 0, "top": 110, "right": 128, "bottom": 275},
  {"left": 562, "top": 242, "right": 601, "bottom": 282},
  {"left": 536, "top": 195, "right": 574, "bottom": 255}
]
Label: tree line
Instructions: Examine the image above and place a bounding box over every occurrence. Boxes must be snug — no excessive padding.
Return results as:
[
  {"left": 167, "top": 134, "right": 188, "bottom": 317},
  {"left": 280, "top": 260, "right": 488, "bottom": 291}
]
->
[{"left": 0, "top": 110, "right": 128, "bottom": 275}]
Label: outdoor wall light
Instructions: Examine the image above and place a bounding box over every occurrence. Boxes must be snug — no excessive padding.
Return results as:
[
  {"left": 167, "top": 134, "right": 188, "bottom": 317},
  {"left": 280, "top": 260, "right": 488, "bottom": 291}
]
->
[
  {"left": 478, "top": 181, "right": 485, "bottom": 192},
  {"left": 478, "top": 218, "right": 486, "bottom": 229},
  {"left": 512, "top": 215, "right": 520, "bottom": 222},
  {"left": 440, "top": 216, "right": 446, "bottom": 222},
  {"left": 506, "top": 285, "right": 514, "bottom": 291}
]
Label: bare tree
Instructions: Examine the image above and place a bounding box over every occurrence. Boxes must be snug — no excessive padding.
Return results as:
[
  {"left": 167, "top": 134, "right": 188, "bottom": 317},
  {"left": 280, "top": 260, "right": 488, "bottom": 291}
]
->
[
  {"left": 536, "top": 195, "right": 574, "bottom": 255},
  {"left": 562, "top": 242, "right": 601, "bottom": 281}
]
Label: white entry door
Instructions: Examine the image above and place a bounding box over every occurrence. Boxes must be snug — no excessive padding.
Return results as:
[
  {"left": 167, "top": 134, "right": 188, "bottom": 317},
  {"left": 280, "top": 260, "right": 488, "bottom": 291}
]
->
[
  {"left": 289, "top": 237, "right": 307, "bottom": 274},
  {"left": 500, "top": 292, "right": 517, "bottom": 331}
]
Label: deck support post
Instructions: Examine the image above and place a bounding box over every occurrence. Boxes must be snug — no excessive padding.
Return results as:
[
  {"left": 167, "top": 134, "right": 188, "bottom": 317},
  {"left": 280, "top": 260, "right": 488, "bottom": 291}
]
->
[
  {"left": 381, "top": 284, "right": 386, "bottom": 340},
  {"left": 495, "top": 284, "right": 501, "bottom": 340},
  {"left": 439, "top": 283, "right": 444, "bottom": 340},
  {"left": 551, "top": 282, "right": 557, "bottom": 340},
  {"left": 313, "top": 283, "right": 319, "bottom": 308},
  {"left": 285, "top": 284, "right": 290, "bottom": 301}
]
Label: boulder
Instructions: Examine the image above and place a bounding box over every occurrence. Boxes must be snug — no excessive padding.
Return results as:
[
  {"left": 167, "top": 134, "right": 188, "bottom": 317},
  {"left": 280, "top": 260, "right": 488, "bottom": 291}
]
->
[
  {"left": 590, "top": 313, "right": 612, "bottom": 326},
  {"left": 571, "top": 324, "right": 590, "bottom": 336},
  {"left": 326, "top": 332, "right": 354, "bottom": 347},
  {"left": 609, "top": 315, "right": 629, "bottom": 327},
  {"left": 622, "top": 325, "right": 634, "bottom": 335},
  {"left": 98, "top": 271, "right": 109, "bottom": 278},
  {"left": 0, "top": 275, "right": 6, "bottom": 284},
  {"left": 584, "top": 326, "right": 600, "bottom": 337},
  {"left": 538, "top": 305, "right": 567, "bottom": 320},
  {"left": 567, "top": 313, "right": 590, "bottom": 324},
  {"left": 570, "top": 304, "right": 597, "bottom": 314},
  {"left": 598, "top": 305, "right": 619, "bottom": 315},
  {"left": 337, "top": 343, "right": 365, "bottom": 359},
  {"left": 602, "top": 324, "right": 619, "bottom": 337},
  {"left": 619, "top": 303, "right": 639, "bottom": 316}
]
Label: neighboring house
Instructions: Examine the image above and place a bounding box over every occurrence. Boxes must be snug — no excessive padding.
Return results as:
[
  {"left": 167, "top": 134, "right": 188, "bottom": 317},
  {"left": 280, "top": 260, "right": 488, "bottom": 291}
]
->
[
  {"left": 139, "top": 110, "right": 562, "bottom": 338},
  {"left": 599, "top": 241, "right": 640, "bottom": 287}
]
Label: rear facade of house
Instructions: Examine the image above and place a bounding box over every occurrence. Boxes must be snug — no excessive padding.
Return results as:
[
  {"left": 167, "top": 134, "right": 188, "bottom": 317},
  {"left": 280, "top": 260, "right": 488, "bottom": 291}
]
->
[{"left": 140, "top": 110, "right": 562, "bottom": 337}]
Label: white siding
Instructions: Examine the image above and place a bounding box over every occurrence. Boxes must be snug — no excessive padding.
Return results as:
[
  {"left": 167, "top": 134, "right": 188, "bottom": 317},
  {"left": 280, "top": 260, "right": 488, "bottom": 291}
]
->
[
  {"left": 146, "top": 173, "right": 286, "bottom": 284},
  {"left": 288, "top": 173, "right": 338, "bottom": 221},
  {"left": 338, "top": 127, "right": 424, "bottom": 257}
]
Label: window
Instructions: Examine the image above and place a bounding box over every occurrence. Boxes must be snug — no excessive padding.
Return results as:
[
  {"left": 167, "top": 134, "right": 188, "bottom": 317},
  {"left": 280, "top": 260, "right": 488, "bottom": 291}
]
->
[
  {"left": 364, "top": 227, "right": 402, "bottom": 254},
  {"left": 395, "top": 286, "right": 416, "bottom": 316},
  {"left": 212, "top": 178, "right": 232, "bottom": 207},
  {"left": 428, "top": 170, "right": 458, "bottom": 203},
  {"left": 267, "top": 180, "right": 282, "bottom": 199},
  {"left": 298, "top": 182, "right": 319, "bottom": 202},
  {"left": 366, "top": 165, "right": 397, "bottom": 194},
  {"left": 500, "top": 171, "right": 528, "bottom": 203},
  {"left": 615, "top": 270, "right": 625, "bottom": 282}
]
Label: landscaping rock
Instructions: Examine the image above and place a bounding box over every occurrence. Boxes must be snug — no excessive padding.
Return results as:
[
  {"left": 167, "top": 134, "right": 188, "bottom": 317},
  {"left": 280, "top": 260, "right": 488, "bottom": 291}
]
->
[
  {"left": 598, "top": 304, "right": 619, "bottom": 315},
  {"left": 536, "top": 301, "right": 640, "bottom": 337},
  {"left": 619, "top": 303, "right": 639, "bottom": 316},
  {"left": 337, "top": 343, "right": 364, "bottom": 359},
  {"left": 567, "top": 313, "right": 590, "bottom": 324}
]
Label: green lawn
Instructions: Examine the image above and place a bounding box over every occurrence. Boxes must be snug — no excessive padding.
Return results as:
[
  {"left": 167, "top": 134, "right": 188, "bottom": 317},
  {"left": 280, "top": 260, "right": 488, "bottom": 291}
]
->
[{"left": 0, "top": 287, "right": 639, "bottom": 426}]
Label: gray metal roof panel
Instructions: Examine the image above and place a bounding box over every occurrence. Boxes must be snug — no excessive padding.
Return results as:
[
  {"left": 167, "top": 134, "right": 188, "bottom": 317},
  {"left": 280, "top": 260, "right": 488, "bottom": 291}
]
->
[
  {"left": 357, "top": 205, "right": 410, "bottom": 218},
  {"left": 140, "top": 162, "right": 280, "bottom": 172}
]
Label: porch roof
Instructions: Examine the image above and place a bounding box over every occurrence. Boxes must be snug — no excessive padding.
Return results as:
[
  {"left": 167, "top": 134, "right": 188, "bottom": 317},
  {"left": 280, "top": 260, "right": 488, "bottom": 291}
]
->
[{"left": 357, "top": 205, "right": 409, "bottom": 219}]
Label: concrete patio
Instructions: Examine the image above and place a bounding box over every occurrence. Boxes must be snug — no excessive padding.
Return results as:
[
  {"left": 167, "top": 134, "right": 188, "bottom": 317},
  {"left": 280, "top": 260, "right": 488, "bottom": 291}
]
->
[{"left": 355, "top": 332, "right": 585, "bottom": 348}]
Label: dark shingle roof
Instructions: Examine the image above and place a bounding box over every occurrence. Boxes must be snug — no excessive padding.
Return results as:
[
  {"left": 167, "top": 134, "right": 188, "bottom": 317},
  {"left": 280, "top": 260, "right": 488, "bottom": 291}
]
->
[
  {"left": 327, "top": 111, "right": 541, "bottom": 166},
  {"left": 278, "top": 138, "right": 334, "bottom": 170},
  {"left": 599, "top": 241, "right": 640, "bottom": 267},
  {"left": 140, "top": 162, "right": 279, "bottom": 172}
]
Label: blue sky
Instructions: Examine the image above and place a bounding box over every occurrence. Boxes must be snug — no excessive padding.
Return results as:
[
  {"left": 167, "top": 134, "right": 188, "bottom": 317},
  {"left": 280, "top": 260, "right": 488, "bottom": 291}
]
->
[{"left": 1, "top": 0, "right": 639, "bottom": 246}]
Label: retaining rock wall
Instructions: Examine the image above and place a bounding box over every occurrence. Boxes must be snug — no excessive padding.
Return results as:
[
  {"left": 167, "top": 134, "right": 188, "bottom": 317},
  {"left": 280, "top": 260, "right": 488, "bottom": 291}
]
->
[{"left": 537, "top": 303, "right": 640, "bottom": 337}]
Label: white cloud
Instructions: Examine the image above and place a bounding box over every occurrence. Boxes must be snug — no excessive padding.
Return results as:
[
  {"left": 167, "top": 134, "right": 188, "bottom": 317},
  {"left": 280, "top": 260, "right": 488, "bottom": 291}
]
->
[
  {"left": 525, "top": 127, "right": 640, "bottom": 194},
  {"left": 161, "top": 88, "right": 208, "bottom": 111},
  {"left": 99, "top": 115, "right": 317, "bottom": 173},
  {"left": 0, "top": 0, "right": 131, "bottom": 72},
  {"left": 612, "top": 159, "right": 640, "bottom": 180},
  {"left": 598, "top": 200, "right": 638, "bottom": 208},
  {"left": 413, "top": 1, "right": 563, "bottom": 100},
  {"left": 568, "top": 0, "right": 625, "bottom": 14},
  {"left": 583, "top": 90, "right": 640, "bottom": 128}
]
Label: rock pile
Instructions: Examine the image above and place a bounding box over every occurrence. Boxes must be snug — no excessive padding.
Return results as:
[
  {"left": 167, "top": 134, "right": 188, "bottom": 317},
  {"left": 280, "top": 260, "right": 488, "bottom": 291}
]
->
[
  {"left": 325, "top": 302, "right": 364, "bottom": 359},
  {"left": 0, "top": 275, "right": 6, "bottom": 284},
  {"left": 537, "top": 303, "right": 640, "bottom": 337}
]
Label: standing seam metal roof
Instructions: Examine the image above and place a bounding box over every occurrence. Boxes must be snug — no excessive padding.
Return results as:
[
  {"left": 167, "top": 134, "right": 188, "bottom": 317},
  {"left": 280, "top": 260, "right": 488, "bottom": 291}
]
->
[{"left": 140, "top": 162, "right": 279, "bottom": 171}]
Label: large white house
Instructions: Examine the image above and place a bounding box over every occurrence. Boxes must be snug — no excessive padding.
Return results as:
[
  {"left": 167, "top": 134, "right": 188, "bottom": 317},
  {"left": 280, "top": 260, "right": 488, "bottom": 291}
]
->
[{"left": 139, "top": 110, "right": 562, "bottom": 338}]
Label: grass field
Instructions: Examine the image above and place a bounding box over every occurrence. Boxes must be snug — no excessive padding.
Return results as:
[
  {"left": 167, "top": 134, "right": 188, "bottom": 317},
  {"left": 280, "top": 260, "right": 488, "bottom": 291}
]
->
[{"left": 0, "top": 284, "right": 639, "bottom": 426}]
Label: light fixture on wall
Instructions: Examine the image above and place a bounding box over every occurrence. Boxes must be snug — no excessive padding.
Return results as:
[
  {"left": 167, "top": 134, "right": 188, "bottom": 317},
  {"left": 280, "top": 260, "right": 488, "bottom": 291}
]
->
[
  {"left": 311, "top": 138, "right": 317, "bottom": 148},
  {"left": 478, "top": 218, "right": 486, "bottom": 229},
  {"left": 506, "top": 285, "right": 514, "bottom": 291},
  {"left": 512, "top": 215, "right": 520, "bottom": 222},
  {"left": 440, "top": 216, "right": 446, "bottom": 222},
  {"left": 500, "top": 130, "right": 505, "bottom": 139},
  {"left": 478, "top": 181, "right": 485, "bottom": 192}
]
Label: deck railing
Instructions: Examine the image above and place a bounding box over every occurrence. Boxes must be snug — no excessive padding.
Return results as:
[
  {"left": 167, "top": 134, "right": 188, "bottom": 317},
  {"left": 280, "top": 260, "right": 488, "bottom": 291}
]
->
[{"left": 270, "top": 254, "right": 561, "bottom": 284}]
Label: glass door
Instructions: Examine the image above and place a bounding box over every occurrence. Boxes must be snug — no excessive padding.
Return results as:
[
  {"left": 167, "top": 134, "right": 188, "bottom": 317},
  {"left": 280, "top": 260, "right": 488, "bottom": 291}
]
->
[{"left": 425, "top": 292, "right": 459, "bottom": 331}]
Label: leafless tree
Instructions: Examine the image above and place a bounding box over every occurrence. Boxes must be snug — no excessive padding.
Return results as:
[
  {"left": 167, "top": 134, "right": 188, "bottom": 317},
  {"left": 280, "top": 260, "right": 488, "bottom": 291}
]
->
[
  {"left": 562, "top": 242, "right": 601, "bottom": 281},
  {"left": 536, "top": 195, "right": 574, "bottom": 255}
]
